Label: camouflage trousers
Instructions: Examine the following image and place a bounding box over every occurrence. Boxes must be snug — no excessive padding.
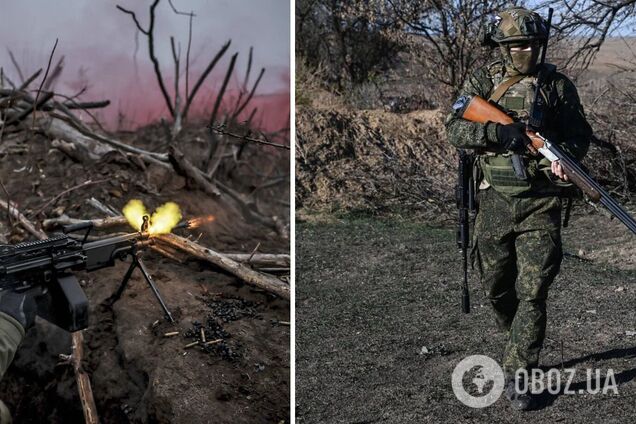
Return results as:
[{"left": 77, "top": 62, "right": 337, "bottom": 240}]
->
[{"left": 472, "top": 188, "right": 563, "bottom": 376}]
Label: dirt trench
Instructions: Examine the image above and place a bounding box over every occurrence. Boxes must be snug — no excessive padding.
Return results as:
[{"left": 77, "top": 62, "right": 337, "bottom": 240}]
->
[{"left": 0, "top": 123, "right": 290, "bottom": 423}]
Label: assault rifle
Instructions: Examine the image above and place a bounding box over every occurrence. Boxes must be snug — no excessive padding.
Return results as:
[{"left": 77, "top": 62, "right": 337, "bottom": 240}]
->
[
  {"left": 0, "top": 216, "right": 174, "bottom": 332},
  {"left": 452, "top": 94, "right": 636, "bottom": 235},
  {"left": 456, "top": 150, "right": 476, "bottom": 314}
]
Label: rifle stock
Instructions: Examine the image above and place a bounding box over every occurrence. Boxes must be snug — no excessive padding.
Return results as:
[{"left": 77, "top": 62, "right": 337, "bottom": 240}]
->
[{"left": 462, "top": 95, "right": 513, "bottom": 126}]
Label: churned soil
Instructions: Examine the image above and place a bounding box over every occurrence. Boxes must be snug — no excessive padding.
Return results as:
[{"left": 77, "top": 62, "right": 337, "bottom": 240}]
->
[
  {"left": 0, "top": 123, "right": 290, "bottom": 423},
  {"left": 296, "top": 211, "right": 636, "bottom": 423}
]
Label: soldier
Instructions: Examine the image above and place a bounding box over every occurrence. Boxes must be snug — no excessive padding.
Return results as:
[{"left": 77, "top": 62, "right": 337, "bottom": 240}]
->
[{"left": 445, "top": 7, "right": 593, "bottom": 410}]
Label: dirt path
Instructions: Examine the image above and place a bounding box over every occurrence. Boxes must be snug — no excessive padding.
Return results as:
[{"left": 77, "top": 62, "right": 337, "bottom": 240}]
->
[{"left": 296, "top": 213, "right": 636, "bottom": 423}]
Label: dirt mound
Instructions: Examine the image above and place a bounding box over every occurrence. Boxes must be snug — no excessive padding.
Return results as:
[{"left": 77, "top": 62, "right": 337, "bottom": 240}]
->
[
  {"left": 296, "top": 105, "right": 455, "bottom": 217},
  {"left": 296, "top": 99, "right": 636, "bottom": 223}
]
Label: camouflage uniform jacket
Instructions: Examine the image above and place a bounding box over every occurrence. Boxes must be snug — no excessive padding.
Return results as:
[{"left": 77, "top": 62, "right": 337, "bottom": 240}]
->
[{"left": 446, "top": 60, "right": 593, "bottom": 196}]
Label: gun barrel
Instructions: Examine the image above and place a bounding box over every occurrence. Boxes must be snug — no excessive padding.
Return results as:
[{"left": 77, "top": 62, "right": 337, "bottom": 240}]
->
[
  {"left": 82, "top": 232, "right": 148, "bottom": 271},
  {"left": 554, "top": 146, "right": 636, "bottom": 234},
  {"left": 536, "top": 136, "right": 636, "bottom": 234}
]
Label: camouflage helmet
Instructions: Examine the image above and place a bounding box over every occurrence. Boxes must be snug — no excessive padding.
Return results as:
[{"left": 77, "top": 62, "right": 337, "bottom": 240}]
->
[{"left": 491, "top": 7, "right": 548, "bottom": 44}]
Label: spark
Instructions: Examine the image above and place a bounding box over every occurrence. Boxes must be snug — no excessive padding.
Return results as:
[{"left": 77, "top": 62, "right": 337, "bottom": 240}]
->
[
  {"left": 187, "top": 215, "right": 215, "bottom": 229},
  {"left": 123, "top": 199, "right": 183, "bottom": 235}
]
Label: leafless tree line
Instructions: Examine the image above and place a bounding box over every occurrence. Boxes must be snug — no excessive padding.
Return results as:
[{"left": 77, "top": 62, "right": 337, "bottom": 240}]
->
[{"left": 297, "top": 0, "right": 635, "bottom": 98}]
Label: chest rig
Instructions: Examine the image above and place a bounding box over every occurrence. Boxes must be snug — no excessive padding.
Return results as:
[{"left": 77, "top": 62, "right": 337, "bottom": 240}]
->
[{"left": 478, "top": 64, "right": 549, "bottom": 196}]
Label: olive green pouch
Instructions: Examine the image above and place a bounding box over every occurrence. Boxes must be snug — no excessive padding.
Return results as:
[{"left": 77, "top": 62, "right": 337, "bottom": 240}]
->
[{"left": 479, "top": 154, "right": 537, "bottom": 196}]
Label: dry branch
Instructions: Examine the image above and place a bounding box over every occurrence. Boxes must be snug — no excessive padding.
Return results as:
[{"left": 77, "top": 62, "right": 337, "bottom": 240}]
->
[
  {"left": 156, "top": 233, "right": 290, "bottom": 299},
  {"left": 71, "top": 332, "right": 99, "bottom": 424},
  {"left": 42, "top": 215, "right": 128, "bottom": 231},
  {"left": 208, "top": 52, "right": 238, "bottom": 129},
  {"left": 19, "top": 69, "right": 43, "bottom": 91},
  {"left": 182, "top": 40, "right": 232, "bottom": 120},
  {"left": 168, "top": 145, "right": 220, "bottom": 195},
  {"left": 32, "top": 38, "right": 58, "bottom": 128},
  {"left": 30, "top": 179, "right": 109, "bottom": 218},
  {"left": 222, "top": 253, "right": 290, "bottom": 267},
  {"left": 117, "top": 0, "right": 174, "bottom": 117},
  {"left": 6, "top": 91, "right": 54, "bottom": 126},
  {"left": 86, "top": 197, "right": 119, "bottom": 217},
  {"left": 210, "top": 124, "right": 290, "bottom": 150},
  {"left": 7, "top": 49, "right": 25, "bottom": 83},
  {"left": 0, "top": 199, "right": 47, "bottom": 239}
]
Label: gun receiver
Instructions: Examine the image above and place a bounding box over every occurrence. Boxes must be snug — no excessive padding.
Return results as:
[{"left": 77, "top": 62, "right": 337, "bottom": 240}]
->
[{"left": 0, "top": 220, "right": 175, "bottom": 332}]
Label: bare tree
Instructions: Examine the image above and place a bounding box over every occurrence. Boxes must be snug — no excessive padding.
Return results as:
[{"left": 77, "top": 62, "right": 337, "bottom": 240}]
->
[
  {"left": 117, "top": 0, "right": 261, "bottom": 130},
  {"left": 387, "top": 0, "right": 512, "bottom": 97},
  {"left": 540, "top": 0, "right": 636, "bottom": 72},
  {"left": 297, "top": 0, "right": 406, "bottom": 88}
]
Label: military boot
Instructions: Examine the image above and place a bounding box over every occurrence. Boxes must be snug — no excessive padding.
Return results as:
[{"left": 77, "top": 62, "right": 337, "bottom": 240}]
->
[{"left": 504, "top": 376, "right": 534, "bottom": 411}]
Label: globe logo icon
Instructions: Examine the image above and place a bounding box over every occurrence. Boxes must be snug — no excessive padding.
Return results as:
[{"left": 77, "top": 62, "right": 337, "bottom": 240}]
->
[
  {"left": 452, "top": 355, "right": 505, "bottom": 408},
  {"left": 472, "top": 367, "right": 491, "bottom": 394}
]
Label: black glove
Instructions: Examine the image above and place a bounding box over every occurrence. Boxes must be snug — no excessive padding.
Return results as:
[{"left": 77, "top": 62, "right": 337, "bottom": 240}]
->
[
  {"left": 0, "top": 288, "right": 38, "bottom": 330},
  {"left": 496, "top": 122, "right": 531, "bottom": 153}
]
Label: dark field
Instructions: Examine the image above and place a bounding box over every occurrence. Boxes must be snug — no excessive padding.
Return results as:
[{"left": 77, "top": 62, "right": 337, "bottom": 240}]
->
[{"left": 296, "top": 211, "right": 636, "bottom": 423}]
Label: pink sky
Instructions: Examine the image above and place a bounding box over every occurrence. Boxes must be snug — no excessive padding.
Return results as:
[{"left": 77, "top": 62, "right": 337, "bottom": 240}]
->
[{"left": 0, "top": 0, "right": 290, "bottom": 132}]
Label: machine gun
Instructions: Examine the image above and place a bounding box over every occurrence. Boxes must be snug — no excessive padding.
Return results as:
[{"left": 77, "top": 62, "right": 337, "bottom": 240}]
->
[
  {"left": 0, "top": 215, "right": 174, "bottom": 332},
  {"left": 456, "top": 150, "right": 476, "bottom": 314}
]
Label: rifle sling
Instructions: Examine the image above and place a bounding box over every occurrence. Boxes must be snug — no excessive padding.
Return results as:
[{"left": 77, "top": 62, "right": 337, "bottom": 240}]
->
[{"left": 489, "top": 74, "right": 525, "bottom": 102}]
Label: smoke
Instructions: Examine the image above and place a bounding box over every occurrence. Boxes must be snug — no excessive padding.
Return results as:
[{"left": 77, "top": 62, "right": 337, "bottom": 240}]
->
[{"left": 0, "top": 0, "right": 290, "bottom": 131}]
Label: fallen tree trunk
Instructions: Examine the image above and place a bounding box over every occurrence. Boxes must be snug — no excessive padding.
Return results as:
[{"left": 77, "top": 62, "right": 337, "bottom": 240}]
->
[
  {"left": 222, "top": 253, "right": 290, "bottom": 267},
  {"left": 168, "top": 145, "right": 220, "bottom": 196},
  {"left": 156, "top": 233, "right": 290, "bottom": 299},
  {"left": 29, "top": 112, "right": 170, "bottom": 168},
  {"left": 34, "top": 113, "right": 115, "bottom": 161},
  {"left": 42, "top": 215, "right": 128, "bottom": 231}
]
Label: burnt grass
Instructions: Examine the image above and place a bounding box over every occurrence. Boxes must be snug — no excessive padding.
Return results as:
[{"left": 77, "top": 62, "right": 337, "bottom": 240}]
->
[{"left": 296, "top": 213, "right": 636, "bottom": 423}]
